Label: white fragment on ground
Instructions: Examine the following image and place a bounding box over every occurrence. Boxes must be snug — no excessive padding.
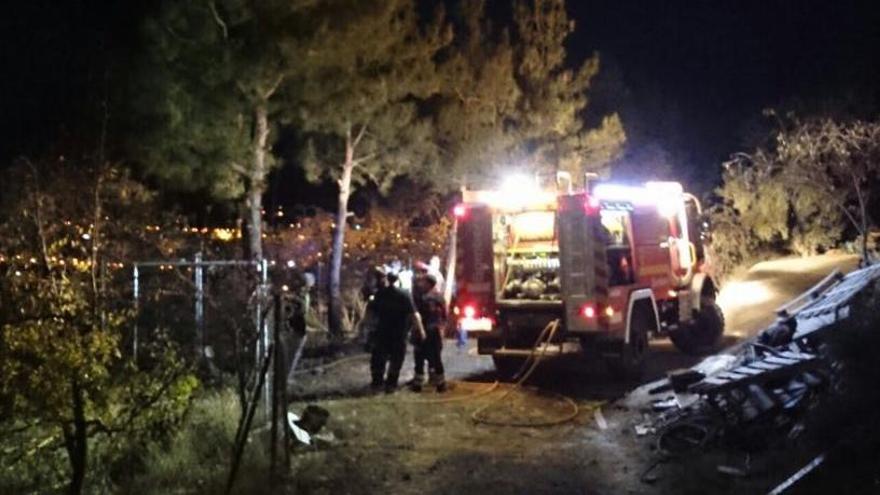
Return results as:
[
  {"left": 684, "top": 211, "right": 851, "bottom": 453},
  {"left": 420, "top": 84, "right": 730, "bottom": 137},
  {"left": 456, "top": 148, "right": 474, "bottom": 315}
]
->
[
  {"left": 313, "top": 431, "right": 337, "bottom": 444},
  {"left": 288, "top": 412, "right": 312, "bottom": 445},
  {"left": 594, "top": 407, "right": 608, "bottom": 430},
  {"left": 717, "top": 465, "right": 748, "bottom": 477},
  {"left": 693, "top": 354, "right": 738, "bottom": 376},
  {"left": 634, "top": 424, "right": 654, "bottom": 436}
]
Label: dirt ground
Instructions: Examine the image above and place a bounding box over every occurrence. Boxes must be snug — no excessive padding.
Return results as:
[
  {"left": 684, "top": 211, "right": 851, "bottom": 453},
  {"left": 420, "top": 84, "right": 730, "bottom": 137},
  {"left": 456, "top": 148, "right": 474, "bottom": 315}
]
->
[{"left": 285, "top": 254, "right": 859, "bottom": 495}]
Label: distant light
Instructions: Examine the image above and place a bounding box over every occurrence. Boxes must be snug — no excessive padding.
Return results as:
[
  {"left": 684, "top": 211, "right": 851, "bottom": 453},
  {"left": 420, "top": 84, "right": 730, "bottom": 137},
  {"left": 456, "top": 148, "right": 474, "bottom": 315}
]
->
[
  {"left": 212, "top": 228, "right": 235, "bottom": 242},
  {"left": 667, "top": 289, "right": 678, "bottom": 298},
  {"left": 604, "top": 306, "right": 615, "bottom": 317},
  {"left": 580, "top": 304, "right": 596, "bottom": 319},
  {"left": 81, "top": 233, "right": 91, "bottom": 240},
  {"left": 281, "top": 285, "right": 289, "bottom": 292},
  {"left": 453, "top": 204, "right": 467, "bottom": 218},
  {"left": 286, "top": 260, "right": 296, "bottom": 268},
  {"left": 584, "top": 195, "right": 601, "bottom": 214},
  {"left": 463, "top": 305, "right": 477, "bottom": 319}
]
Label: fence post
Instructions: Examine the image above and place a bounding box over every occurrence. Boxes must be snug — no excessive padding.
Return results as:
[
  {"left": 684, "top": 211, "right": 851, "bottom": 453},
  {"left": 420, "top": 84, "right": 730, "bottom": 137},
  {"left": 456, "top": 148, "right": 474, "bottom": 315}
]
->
[
  {"left": 132, "top": 264, "right": 140, "bottom": 359},
  {"left": 270, "top": 292, "right": 282, "bottom": 485},
  {"left": 260, "top": 259, "right": 272, "bottom": 420},
  {"left": 194, "top": 252, "right": 205, "bottom": 357}
]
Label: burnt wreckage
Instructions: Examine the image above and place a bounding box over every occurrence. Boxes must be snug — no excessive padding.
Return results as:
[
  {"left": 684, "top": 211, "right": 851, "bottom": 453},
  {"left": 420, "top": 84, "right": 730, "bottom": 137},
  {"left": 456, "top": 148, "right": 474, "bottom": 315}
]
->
[{"left": 644, "top": 263, "right": 880, "bottom": 464}]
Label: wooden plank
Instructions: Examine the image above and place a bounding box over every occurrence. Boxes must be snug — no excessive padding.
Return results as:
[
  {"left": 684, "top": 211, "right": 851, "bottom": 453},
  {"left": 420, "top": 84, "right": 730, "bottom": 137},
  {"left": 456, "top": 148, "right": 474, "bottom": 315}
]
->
[
  {"left": 801, "top": 372, "right": 822, "bottom": 386},
  {"left": 778, "top": 351, "right": 815, "bottom": 361},
  {"left": 764, "top": 356, "right": 799, "bottom": 366},
  {"left": 747, "top": 384, "right": 777, "bottom": 411},
  {"left": 749, "top": 361, "right": 782, "bottom": 371},
  {"left": 701, "top": 376, "right": 731, "bottom": 386},
  {"left": 717, "top": 371, "right": 749, "bottom": 381},
  {"left": 731, "top": 366, "right": 764, "bottom": 376}
]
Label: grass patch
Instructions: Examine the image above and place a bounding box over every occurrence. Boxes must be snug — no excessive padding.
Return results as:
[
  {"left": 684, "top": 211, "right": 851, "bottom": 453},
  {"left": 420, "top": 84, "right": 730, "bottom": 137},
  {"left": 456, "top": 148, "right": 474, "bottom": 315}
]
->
[{"left": 124, "top": 389, "right": 272, "bottom": 495}]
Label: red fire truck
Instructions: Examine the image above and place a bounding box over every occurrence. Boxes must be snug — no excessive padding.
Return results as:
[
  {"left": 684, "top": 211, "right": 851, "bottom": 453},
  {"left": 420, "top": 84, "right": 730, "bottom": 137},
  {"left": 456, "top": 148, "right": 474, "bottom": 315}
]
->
[{"left": 452, "top": 176, "right": 724, "bottom": 377}]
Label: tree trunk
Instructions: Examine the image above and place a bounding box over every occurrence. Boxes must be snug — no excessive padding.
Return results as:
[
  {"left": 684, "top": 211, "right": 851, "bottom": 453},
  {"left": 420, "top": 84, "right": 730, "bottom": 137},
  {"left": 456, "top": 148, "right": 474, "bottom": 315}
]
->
[
  {"left": 64, "top": 379, "right": 88, "bottom": 495},
  {"left": 328, "top": 130, "right": 356, "bottom": 337},
  {"left": 852, "top": 176, "right": 870, "bottom": 265},
  {"left": 861, "top": 209, "right": 870, "bottom": 265},
  {"left": 245, "top": 101, "right": 271, "bottom": 261}
]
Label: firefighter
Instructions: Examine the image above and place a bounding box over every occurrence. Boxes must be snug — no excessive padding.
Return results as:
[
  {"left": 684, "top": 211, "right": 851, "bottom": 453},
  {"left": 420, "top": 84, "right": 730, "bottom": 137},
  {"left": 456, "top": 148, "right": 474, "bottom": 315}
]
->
[
  {"left": 410, "top": 272, "right": 448, "bottom": 392},
  {"left": 408, "top": 262, "right": 431, "bottom": 390},
  {"left": 369, "top": 271, "right": 425, "bottom": 393}
]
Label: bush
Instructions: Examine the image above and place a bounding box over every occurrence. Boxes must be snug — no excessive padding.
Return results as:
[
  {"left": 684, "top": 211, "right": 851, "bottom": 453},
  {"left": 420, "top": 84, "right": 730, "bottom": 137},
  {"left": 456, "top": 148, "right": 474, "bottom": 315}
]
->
[{"left": 125, "top": 389, "right": 272, "bottom": 495}]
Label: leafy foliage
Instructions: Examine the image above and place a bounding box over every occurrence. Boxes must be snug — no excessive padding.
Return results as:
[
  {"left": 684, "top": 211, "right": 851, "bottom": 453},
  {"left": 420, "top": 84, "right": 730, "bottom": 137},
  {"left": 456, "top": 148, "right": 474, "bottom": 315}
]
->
[
  {"left": 433, "top": 0, "right": 625, "bottom": 188},
  {"left": 132, "top": 0, "right": 313, "bottom": 258},
  {"left": 0, "top": 157, "right": 197, "bottom": 494},
  {"left": 123, "top": 389, "right": 271, "bottom": 495},
  {"left": 712, "top": 115, "right": 880, "bottom": 275}
]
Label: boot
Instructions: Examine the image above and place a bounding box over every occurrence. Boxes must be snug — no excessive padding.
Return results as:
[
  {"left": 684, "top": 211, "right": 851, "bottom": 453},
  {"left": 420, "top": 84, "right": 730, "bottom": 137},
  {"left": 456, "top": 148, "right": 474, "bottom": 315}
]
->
[
  {"left": 409, "top": 373, "right": 426, "bottom": 392},
  {"left": 429, "top": 372, "right": 447, "bottom": 393}
]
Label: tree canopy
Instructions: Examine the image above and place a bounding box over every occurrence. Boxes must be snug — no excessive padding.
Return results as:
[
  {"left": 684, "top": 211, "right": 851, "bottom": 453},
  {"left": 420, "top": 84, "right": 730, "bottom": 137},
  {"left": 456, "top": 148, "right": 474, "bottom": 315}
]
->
[
  {"left": 713, "top": 113, "right": 880, "bottom": 271},
  {"left": 431, "top": 0, "right": 625, "bottom": 189},
  {"left": 0, "top": 158, "right": 196, "bottom": 494}
]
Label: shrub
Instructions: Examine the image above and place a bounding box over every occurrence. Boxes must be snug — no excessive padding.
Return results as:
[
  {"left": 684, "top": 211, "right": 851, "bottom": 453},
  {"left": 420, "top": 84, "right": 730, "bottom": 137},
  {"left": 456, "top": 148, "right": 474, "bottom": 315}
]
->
[{"left": 126, "top": 389, "right": 272, "bottom": 495}]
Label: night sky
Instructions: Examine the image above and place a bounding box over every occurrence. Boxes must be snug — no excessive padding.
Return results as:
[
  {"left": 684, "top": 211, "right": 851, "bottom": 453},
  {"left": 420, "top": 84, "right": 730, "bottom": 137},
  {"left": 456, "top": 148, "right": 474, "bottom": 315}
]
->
[{"left": 2, "top": 1, "right": 879, "bottom": 198}]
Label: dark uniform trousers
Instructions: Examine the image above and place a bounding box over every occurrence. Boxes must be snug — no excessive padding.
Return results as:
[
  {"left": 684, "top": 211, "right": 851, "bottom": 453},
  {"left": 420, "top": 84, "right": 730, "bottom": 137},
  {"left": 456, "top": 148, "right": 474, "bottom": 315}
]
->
[
  {"left": 370, "top": 335, "right": 407, "bottom": 388},
  {"left": 413, "top": 327, "right": 444, "bottom": 380}
]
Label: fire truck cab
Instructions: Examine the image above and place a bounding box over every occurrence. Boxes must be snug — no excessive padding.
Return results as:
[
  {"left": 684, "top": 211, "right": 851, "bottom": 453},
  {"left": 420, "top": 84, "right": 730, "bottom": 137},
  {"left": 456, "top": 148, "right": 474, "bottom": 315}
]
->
[{"left": 452, "top": 176, "right": 723, "bottom": 377}]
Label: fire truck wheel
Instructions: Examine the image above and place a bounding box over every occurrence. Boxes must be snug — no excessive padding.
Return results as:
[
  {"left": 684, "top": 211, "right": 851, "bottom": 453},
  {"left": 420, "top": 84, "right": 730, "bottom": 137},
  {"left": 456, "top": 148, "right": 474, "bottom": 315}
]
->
[
  {"left": 492, "top": 355, "right": 527, "bottom": 381},
  {"left": 670, "top": 302, "right": 725, "bottom": 355},
  {"left": 608, "top": 309, "right": 650, "bottom": 379}
]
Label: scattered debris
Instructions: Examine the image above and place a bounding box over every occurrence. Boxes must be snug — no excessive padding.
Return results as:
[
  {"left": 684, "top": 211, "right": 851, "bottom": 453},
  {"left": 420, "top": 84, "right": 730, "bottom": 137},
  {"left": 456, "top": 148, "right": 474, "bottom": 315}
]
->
[
  {"left": 716, "top": 464, "right": 748, "bottom": 477},
  {"left": 767, "top": 453, "right": 826, "bottom": 495},
  {"left": 667, "top": 368, "right": 705, "bottom": 393},
  {"left": 288, "top": 405, "right": 331, "bottom": 446},
  {"left": 639, "top": 457, "right": 667, "bottom": 484},
  {"left": 638, "top": 264, "right": 880, "bottom": 487},
  {"left": 651, "top": 397, "right": 678, "bottom": 412},
  {"left": 594, "top": 407, "right": 608, "bottom": 430},
  {"left": 634, "top": 424, "right": 654, "bottom": 436},
  {"left": 287, "top": 414, "right": 311, "bottom": 445},
  {"left": 691, "top": 354, "right": 738, "bottom": 377}
]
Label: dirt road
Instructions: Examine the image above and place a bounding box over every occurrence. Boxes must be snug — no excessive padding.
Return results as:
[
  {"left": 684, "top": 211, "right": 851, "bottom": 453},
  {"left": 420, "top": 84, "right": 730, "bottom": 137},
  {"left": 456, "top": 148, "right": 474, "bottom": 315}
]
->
[{"left": 287, "top": 254, "right": 858, "bottom": 495}]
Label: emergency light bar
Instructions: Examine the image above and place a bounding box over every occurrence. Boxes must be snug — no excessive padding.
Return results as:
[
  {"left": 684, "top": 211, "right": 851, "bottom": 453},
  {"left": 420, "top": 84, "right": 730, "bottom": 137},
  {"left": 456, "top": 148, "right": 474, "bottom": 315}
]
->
[{"left": 591, "top": 181, "right": 683, "bottom": 218}]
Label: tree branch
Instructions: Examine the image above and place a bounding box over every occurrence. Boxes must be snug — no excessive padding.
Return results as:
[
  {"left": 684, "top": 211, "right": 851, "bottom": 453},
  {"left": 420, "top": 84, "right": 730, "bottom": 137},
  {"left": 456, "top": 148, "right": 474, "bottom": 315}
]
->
[
  {"left": 263, "top": 74, "right": 285, "bottom": 100},
  {"left": 229, "top": 161, "right": 249, "bottom": 177},
  {"left": 352, "top": 123, "right": 369, "bottom": 149},
  {"left": 208, "top": 1, "right": 229, "bottom": 39},
  {"left": 352, "top": 152, "right": 378, "bottom": 166}
]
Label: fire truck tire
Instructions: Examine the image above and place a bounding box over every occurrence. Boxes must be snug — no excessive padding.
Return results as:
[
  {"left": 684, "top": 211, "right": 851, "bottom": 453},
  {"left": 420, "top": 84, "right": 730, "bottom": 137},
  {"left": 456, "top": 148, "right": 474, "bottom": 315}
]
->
[
  {"left": 492, "top": 355, "right": 527, "bottom": 381},
  {"left": 670, "top": 302, "right": 725, "bottom": 355},
  {"left": 607, "top": 308, "right": 650, "bottom": 379}
]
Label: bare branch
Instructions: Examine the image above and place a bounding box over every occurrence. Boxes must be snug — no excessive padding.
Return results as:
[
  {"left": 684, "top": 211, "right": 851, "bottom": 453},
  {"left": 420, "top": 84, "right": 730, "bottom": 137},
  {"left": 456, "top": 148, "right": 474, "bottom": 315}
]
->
[
  {"left": 352, "top": 123, "right": 369, "bottom": 149},
  {"left": 352, "top": 152, "right": 378, "bottom": 166},
  {"left": 208, "top": 1, "right": 229, "bottom": 39},
  {"left": 229, "top": 161, "right": 249, "bottom": 177},
  {"left": 263, "top": 74, "right": 285, "bottom": 100}
]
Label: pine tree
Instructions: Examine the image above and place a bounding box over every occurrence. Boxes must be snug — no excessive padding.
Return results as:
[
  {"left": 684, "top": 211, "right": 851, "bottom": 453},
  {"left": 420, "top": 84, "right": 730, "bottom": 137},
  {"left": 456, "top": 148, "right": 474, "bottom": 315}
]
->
[
  {"left": 293, "top": 0, "right": 450, "bottom": 336},
  {"left": 131, "top": 0, "right": 306, "bottom": 260},
  {"left": 432, "top": 0, "right": 625, "bottom": 189}
]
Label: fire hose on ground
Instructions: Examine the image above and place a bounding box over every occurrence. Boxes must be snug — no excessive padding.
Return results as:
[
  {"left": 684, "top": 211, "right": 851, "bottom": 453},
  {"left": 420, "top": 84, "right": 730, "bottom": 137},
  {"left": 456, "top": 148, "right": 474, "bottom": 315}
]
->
[{"left": 293, "top": 319, "right": 598, "bottom": 427}]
